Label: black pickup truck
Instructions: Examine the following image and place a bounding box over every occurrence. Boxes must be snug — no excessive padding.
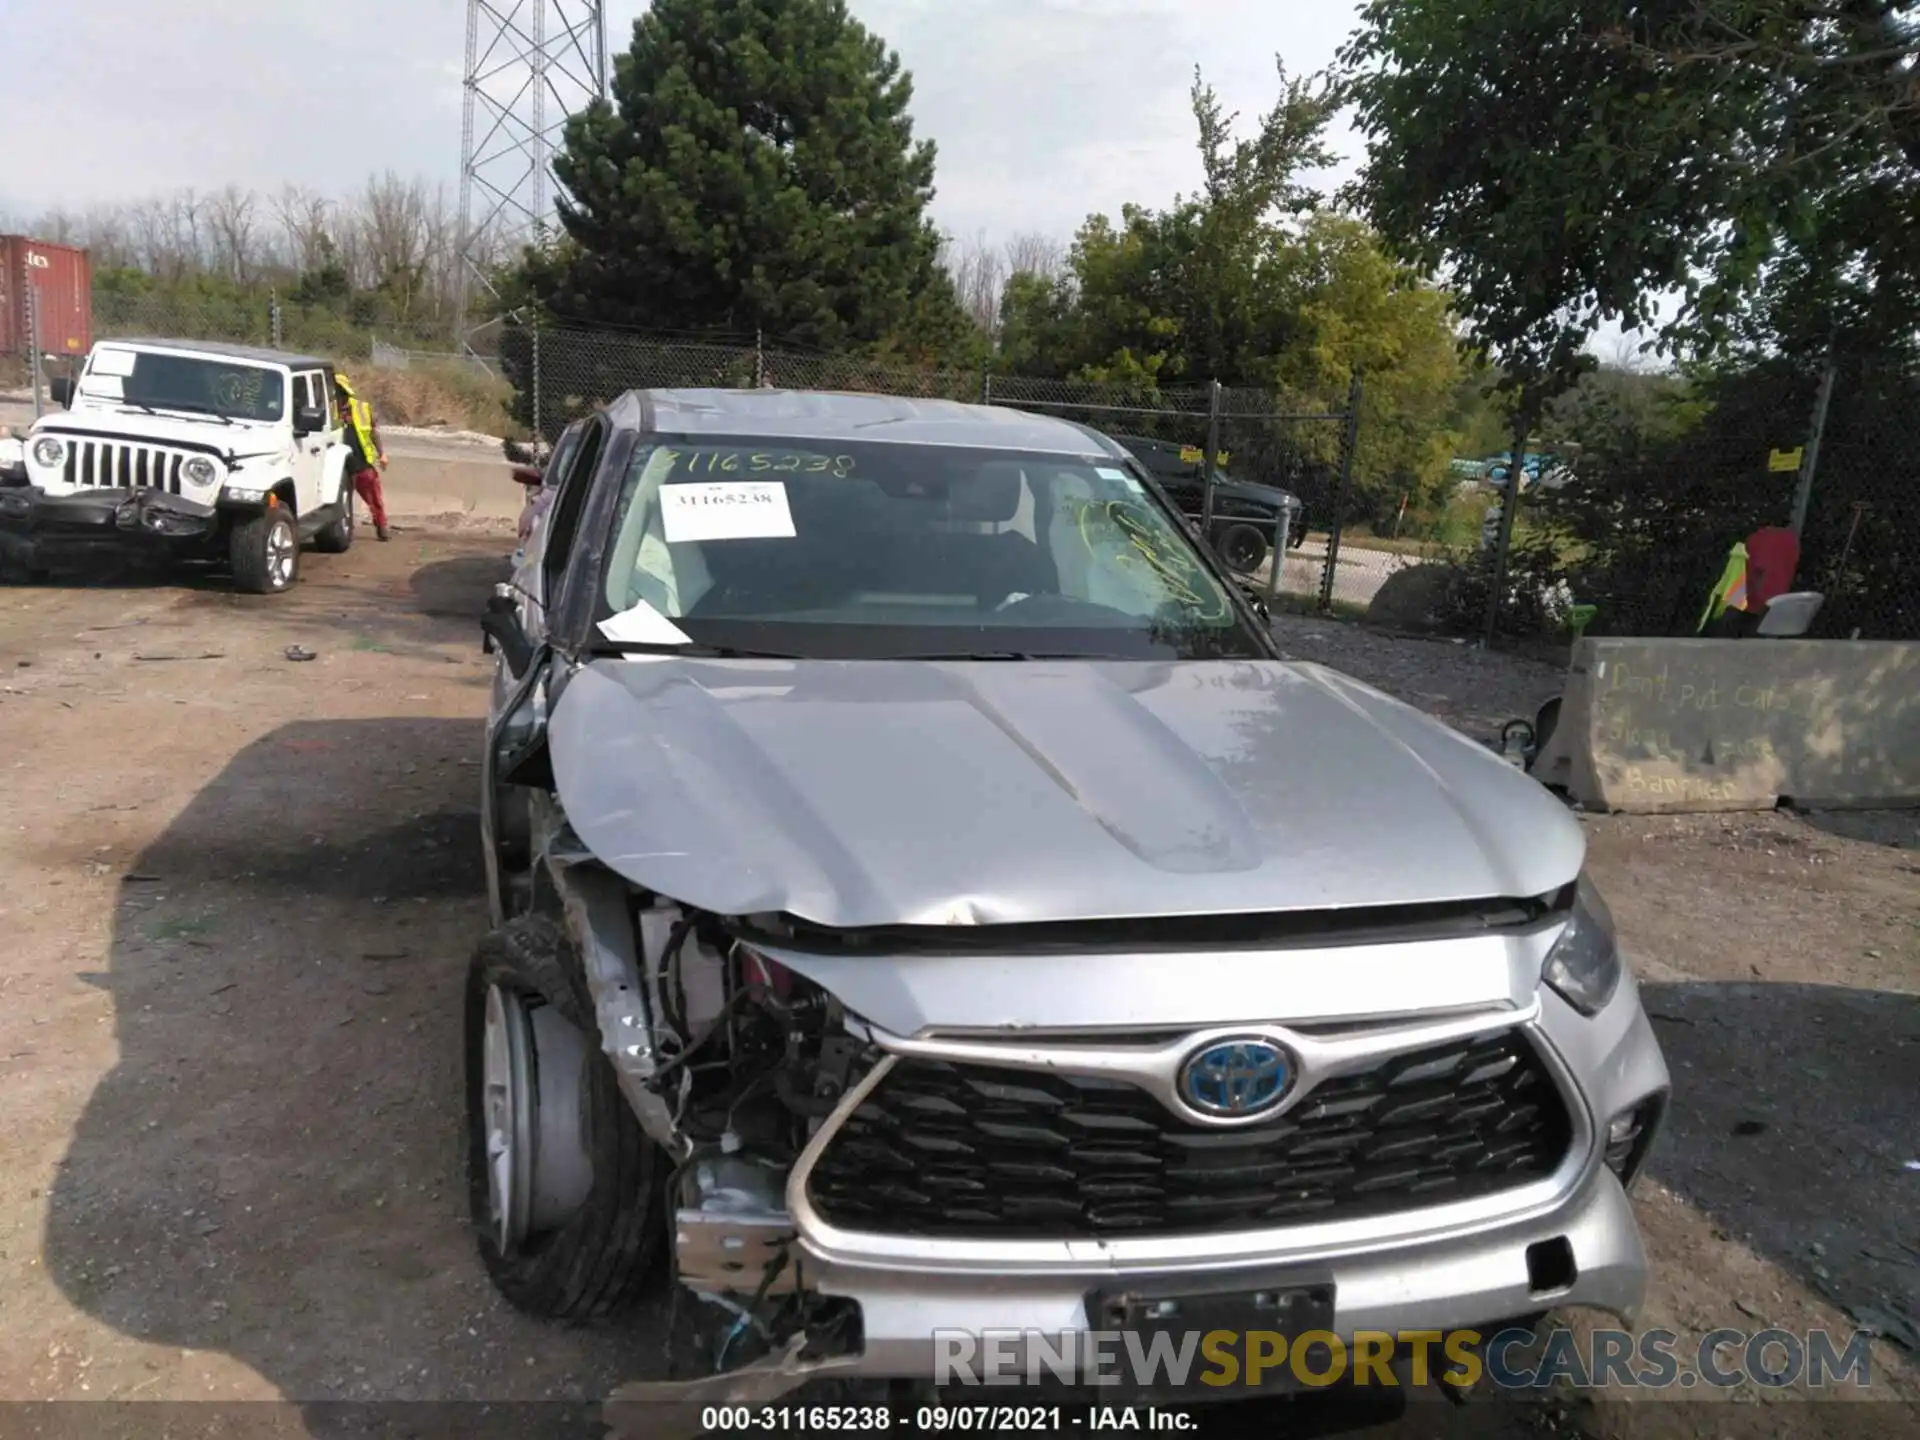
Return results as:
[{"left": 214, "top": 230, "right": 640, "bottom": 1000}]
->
[{"left": 1111, "top": 434, "right": 1306, "bottom": 576}]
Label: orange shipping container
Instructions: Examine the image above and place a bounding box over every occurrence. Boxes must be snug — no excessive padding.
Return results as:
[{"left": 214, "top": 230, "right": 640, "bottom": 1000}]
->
[{"left": 0, "top": 236, "right": 94, "bottom": 359}]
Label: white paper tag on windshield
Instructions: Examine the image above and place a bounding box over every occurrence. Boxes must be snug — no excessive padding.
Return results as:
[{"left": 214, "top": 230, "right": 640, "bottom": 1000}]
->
[
  {"left": 660, "top": 481, "right": 796, "bottom": 543},
  {"left": 1096, "top": 466, "right": 1144, "bottom": 490},
  {"left": 90, "top": 348, "right": 138, "bottom": 378},
  {"left": 85, "top": 375, "right": 125, "bottom": 400},
  {"left": 597, "top": 597, "right": 694, "bottom": 646}
]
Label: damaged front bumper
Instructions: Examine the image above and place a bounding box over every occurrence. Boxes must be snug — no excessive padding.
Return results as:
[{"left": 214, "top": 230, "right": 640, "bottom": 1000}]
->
[
  {"left": 791, "top": 1156, "right": 1645, "bottom": 1382},
  {"left": 526, "top": 824, "right": 1668, "bottom": 1401},
  {"left": 0, "top": 485, "right": 219, "bottom": 565},
  {"left": 617, "top": 1162, "right": 1645, "bottom": 1430},
  {"left": 668, "top": 1000, "right": 1665, "bottom": 1386}
]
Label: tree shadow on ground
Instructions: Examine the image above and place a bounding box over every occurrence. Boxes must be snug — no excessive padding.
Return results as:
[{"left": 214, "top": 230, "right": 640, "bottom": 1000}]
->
[
  {"left": 42, "top": 718, "right": 660, "bottom": 1437},
  {"left": 1639, "top": 980, "right": 1920, "bottom": 1345},
  {"left": 409, "top": 553, "right": 514, "bottom": 620}
]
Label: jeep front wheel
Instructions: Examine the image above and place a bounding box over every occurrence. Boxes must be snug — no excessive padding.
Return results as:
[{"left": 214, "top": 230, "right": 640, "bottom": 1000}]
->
[{"left": 230, "top": 506, "right": 299, "bottom": 594}]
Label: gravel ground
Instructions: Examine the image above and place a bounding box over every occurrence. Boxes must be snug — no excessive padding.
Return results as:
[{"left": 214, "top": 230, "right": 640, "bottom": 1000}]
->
[{"left": 1270, "top": 610, "right": 1568, "bottom": 745}]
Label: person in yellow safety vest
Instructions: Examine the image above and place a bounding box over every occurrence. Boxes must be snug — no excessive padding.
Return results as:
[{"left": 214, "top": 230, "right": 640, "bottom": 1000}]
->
[{"left": 333, "top": 370, "right": 391, "bottom": 540}]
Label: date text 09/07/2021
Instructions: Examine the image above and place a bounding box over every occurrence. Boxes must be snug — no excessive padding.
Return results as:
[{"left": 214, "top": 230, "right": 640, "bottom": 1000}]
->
[{"left": 696, "top": 1406, "right": 1193, "bottom": 1433}]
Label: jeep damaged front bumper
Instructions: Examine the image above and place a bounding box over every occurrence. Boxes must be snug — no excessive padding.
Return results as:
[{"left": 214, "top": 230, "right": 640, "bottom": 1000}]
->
[{"left": 0, "top": 485, "right": 219, "bottom": 562}]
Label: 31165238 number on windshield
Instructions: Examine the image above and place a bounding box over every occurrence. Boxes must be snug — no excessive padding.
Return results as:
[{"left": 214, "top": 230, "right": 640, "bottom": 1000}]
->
[{"left": 668, "top": 449, "right": 854, "bottom": 478}]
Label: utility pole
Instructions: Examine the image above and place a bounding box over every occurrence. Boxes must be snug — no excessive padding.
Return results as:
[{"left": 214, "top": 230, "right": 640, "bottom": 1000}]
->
[
  {"left": 1789, "top": 354, "right": 1837, "bottom": 537},
  {"left": 1482, "top": 419, "right": 1530, "bottom": 649},
  {"left": 1200, "top": 381, "right": 1224, "bottom": 533}
]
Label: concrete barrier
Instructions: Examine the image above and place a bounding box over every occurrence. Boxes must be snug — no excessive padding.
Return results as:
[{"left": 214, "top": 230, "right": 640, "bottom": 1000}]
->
[
  {"left": 1530, "top": 637, "right": 1920, "bottom": 813},
  {"left": 377, "top": 453, "right": 524, "bottom": 522}
]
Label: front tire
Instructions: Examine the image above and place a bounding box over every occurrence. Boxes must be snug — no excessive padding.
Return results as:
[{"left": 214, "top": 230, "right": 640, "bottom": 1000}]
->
[
  {"left": 1216, "top": 523, "right": 1270, "bottom": 576},
  {"left": 465, "top": 916, "right": 662, "bottom": 1320},
  {"left": 229, "top": 506, "right": 299, "bottom": 594}
]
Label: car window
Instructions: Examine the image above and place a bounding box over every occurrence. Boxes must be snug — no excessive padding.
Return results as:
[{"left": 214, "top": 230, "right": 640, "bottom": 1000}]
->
[
  {"left": 294, "top": 371, "right": 327, "bottom": 420},
  {"left": 541, "top": 419, "right": 607, "bottom": 593},
  {"left": 106, "top": 352, "right": 288, "bottom": 423},
  {"left": 593, "top": 436, "right": 1265, "bottom": 661},
  {"left": 542, "top": 422, "right": 588, "bottom": 491}
]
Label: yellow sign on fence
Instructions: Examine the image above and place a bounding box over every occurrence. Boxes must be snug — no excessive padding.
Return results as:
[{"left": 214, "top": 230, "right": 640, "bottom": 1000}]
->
[
  {"left": 1179, "top": 446, "right": 1231, "bottom": 466},
  {"left": 1768, "top": 446, "right": 1804, "bottom": 473}
]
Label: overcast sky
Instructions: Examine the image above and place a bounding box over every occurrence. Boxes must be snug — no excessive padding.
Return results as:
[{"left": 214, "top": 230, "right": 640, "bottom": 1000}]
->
[{"left": 3, "top": 0, "right": 1362, "bottom": 246}]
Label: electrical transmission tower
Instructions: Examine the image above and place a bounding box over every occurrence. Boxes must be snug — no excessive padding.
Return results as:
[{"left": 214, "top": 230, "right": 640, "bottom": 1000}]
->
[{"left": 456, "top": 0, "right": 608, "bottom": 354}]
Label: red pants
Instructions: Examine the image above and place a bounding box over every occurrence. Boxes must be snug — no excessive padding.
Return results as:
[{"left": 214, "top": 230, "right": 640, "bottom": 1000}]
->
[{"left": 351, "top": 469, "right": 387, "bottom": 528}]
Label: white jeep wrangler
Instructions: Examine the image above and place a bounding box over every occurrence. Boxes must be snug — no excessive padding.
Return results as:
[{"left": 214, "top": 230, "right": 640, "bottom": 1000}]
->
[{"left": 0, "top": 338, "right": 358, "bottom": 593}]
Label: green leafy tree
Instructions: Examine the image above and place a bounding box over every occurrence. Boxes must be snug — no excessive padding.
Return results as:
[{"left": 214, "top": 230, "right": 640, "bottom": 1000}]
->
[
  {"left": 1340, "top": 0, "right": 1920, "bottom": 374},
  {"left": 1266, "top": 213, "right": 1471, "bottom": 523},
  {"left": 995, "top": 64, "right": 1474, "bottom": 525},
  {"left": 1342, "top": 0, "right": 1920, "bottom": 636},
  {"left": 996, "top": 63, "right": 1339, "bottom": 387},
  {"left": 524, "top": 0, "right": 971, "bottom": 358}
]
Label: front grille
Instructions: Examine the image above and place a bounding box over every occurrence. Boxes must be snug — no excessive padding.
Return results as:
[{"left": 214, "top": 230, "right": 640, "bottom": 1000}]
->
[
  {"left": 63, "top": 440, "right": 191, "bottom": 494},
  {"left": 806, "top": 1030, "right": 1574, "bottom": 1240}
]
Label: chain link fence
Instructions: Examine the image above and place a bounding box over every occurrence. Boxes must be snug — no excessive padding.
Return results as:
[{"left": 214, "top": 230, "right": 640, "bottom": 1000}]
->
[{"left": 1482, "top": 361, "right": 1919, "bottom": 643}]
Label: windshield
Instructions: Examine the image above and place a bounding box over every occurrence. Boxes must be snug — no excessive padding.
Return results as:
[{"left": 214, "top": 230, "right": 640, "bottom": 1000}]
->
[
  {"left": 86, "top": 349, "right": 286, "bottom": 423},
  {"left": 592, "top": 436, "right": 1268, "bottom": 660}
]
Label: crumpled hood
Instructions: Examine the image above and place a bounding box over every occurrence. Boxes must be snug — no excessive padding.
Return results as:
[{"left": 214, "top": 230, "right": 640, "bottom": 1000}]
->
[{"left": 547, "top": 656, "right": 1584, "bottom": 929}]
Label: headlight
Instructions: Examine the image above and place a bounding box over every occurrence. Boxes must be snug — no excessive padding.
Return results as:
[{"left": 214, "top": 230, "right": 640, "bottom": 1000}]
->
[
  {"left": 183, "top": 456, "right": 219, "bottom": 486},
  {"left": 32, "top": 436, "right": 66, "bottom": 468},
  {"left": 1541, "top": 874, "right": 1623, "bottom": 1016}
]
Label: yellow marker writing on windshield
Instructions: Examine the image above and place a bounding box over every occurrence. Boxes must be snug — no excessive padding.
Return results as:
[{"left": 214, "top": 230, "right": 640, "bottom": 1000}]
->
[{"left": 1072, "top": 498, "right": 1229, "bottom": 622}]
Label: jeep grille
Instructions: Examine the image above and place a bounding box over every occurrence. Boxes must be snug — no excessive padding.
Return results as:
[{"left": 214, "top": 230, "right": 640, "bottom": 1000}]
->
[{"left": 64, "top": 440, "right": 195, "bottom": 494}]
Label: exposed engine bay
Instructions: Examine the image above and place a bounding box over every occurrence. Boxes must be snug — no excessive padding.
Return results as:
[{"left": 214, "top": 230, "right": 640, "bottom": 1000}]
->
[{"left": 539, "top": 825, "right": 880, "bottom": 1368}]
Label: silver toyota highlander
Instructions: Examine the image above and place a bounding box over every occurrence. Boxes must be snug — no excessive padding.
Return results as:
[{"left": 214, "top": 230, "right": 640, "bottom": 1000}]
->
[{"left": 471, "top": 388, "right": 1669, "bottom": 1396}]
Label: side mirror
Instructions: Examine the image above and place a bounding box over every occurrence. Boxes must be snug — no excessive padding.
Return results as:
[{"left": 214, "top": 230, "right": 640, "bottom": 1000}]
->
[
  {"left": 481, "top": 590, "right": 535, "bottom": 678},
  {"left": 510, "top": 463, "right": 544, "bottom": 487},
  {"left": 49, "top": 377, "right": 73, "bottom": 409},
  {"left": 293, "top": 404, "right": 326, "bottom": 436}
]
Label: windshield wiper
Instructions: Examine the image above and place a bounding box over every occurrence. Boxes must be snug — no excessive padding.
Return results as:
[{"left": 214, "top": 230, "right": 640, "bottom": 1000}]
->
[{"left": 133, "top": 400, "right": 234, "bottom": 426}]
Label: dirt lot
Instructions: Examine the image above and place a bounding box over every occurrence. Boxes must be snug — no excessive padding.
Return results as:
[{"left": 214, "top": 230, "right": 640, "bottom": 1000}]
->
[{"left": 0, "top": 530, "right": 1914, "bottom": 1438}]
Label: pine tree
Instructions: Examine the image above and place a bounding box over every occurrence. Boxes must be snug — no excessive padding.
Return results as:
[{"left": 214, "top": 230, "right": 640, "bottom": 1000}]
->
[{"left": 531, "top": 0, "right": 968, "bottom": 355}]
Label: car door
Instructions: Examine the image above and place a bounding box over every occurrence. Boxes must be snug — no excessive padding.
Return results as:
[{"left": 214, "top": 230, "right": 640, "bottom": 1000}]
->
[
  {"left": 289, "top": 370, "right": 331, "bottom": 514},
  {"left": 318, "top": 368, "right": 349, "bottom": 503},
  {"left": 514, "top": 416, "right": 606, "bottom": 642},
  {"left": 482, "top": 415, "right": 609, "bottom": 922},
  {"left": 488, "top": 415, "right": 607, "bottom": 739}
]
